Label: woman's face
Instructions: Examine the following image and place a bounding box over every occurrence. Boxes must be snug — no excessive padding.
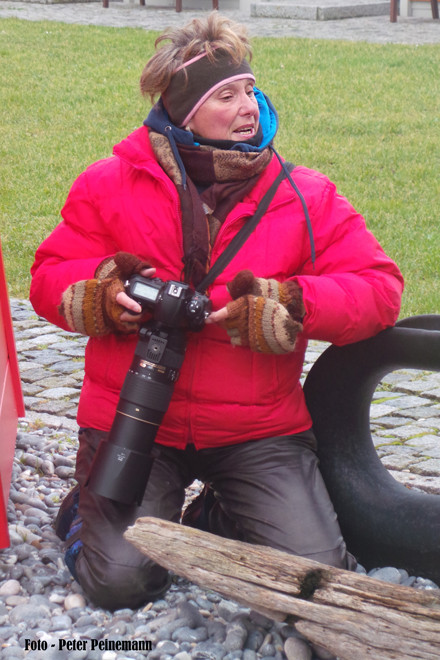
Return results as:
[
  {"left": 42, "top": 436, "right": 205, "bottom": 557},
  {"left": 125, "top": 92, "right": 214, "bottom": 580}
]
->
[{"left": 187, "top": 78, "right": 260, "bottom": 142}]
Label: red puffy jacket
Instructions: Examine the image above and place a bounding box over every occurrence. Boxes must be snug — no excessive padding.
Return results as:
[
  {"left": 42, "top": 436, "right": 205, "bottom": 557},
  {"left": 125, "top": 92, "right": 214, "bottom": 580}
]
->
[{"left": 30, "top": 127, "right": 404, "bottom": 449}]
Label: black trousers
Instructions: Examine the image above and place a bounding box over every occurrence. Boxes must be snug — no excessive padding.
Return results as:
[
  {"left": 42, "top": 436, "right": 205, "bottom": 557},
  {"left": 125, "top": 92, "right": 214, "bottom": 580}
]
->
[{"left": 71, "top": 428, "right": 354, "bottom": 610}]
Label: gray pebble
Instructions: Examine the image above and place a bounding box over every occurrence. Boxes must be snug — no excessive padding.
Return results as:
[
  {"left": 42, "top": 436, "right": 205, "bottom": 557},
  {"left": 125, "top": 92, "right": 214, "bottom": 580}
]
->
[
  {"left": 398, "top": 568, "right": 409, "bottom": 582},
  {"left": 355, "top": 563, "right": 367, "bottom": 575},
  {"left": 217, "top": 600, "right": 243, "bottom": 622},
  {"left": 245, "top": 629, "right": 264, "bottom": 651},
  {"left": 53, "top": 455, "right": 75, "bottom": 468},
  {"left": 368, "top": 566, "right": 403, "bottom": 584},
  {"left": 191, "top": 641, "right": 227, "bottom": 660},
  {"left": 259, "top": 643, "right": 276, "bottom": 656},
  {"left": 65, "top": 652, "right": 88, "bottom": 660},
  {"left": 177, "top": 600, "right": 205, "bottom": 628},
  {"left": 21, "top": 649, "right": 69, "bottom": 660},
  {"left": 206, "top": 592, "right": 221, "bottom": 603},
  {"left": 249, "top": 611, "right": 273, "bottom": 629},
  {"left": 243, "top": 651, "right": 257, "bottom": 660},
  {"left": 40, "top": 548, "right": 61, "bottom": 566},
  {"left": 414, "top": 577, "right": 440, "bottom": 590},
  {"left": 193, "top": 594, "right": 214, "bottom": 611},
  {"left": 0, "top": 626, "right": 18, "bottom": 641},
  {"left": 55, "top": 466, "right": 75, "bottom": 479},
  {"left": 0, "top": 579, "right": 21, "bottom": 597},
  {"left": 41, "top": 461, "right": 56, "bottom": 476},
  {"left": 284, "top": 636, "right": 312, "bottom": 660},
  {"left": 172, "top": 625, "right": 209, "bottom": 643},
  {"left": 206, "top": 620, "right": 227, "bottom": 643},
  {"left": 151, "top": 598, "right": 169, "bottom": 611},
  {"left": 224, "top": 621, "right": 248, "bottom": 651},
  {"left": 5, "top": 595, "right": 27, "bottom": 607},
  {"left": 79, "top": 625, "right": 103, "bottom": 638},
  {"left": 64, "top": 593, "right": 86, "bottom": 610},
  {"left": 156, "top": 640, "right": 180, "bottom": 655},
  {"left": 5, "top": 566, "right": 24, "bottom": 582},
  {"left": 21, "top": 577, "right": 46, "bottom": 595},
  {"left": 83, "top": 652, "right": 101, "bottom": 660},
  {"left": 50, "top": 614, "right": 73, "bottom": 631},
  {"left": 145, "top": 610, "right": 178, "bottom": 634},
  {"left": 9, "top": 602, "right": 51, "bottom": 626},
  {"left": 14, "top": 544, "right": 34, "bottom": 561},
  {"left": 155, "top": 623, "right": 182, "bottom": 641},
  {"left": 107, "top": 620, "right": 127, "bottom": 636},
  {"left": 310, "top": 643, "right": 337, "bottom": 659},
  {"left": 1, "top": 647, "right": 26, "bottom": 660}
]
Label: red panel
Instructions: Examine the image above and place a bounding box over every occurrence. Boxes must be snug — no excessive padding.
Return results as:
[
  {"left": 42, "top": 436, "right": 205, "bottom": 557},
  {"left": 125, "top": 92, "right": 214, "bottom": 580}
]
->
[
  {"left": 1, "top": 362, "right": 19, "bottom": 505},
  {"left": 0, "top": 475, "right": 8, "bottom": 549},
  {"left": 0, "top": 241, "right": 24, "bottom": 417},
  {"left": 0, "top": 238, "right": 25, "bottom": 548}
]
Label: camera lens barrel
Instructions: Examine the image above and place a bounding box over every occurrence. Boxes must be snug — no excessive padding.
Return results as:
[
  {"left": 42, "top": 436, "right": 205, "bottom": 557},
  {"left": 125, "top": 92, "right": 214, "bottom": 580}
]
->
[
  {"left": 87, "top": 274, "right": 209, "bottom": 506},
  {"left": 85, "top": 430, "right": 156, "bottom": 505},
  {"left": 87, "top": 324, "right": 187, "bottom": 505}
]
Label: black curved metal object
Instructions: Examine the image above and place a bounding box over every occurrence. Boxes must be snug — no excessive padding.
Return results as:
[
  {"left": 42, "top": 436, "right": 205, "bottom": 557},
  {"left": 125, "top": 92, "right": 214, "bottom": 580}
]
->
[{"left": 303, "top": 315, "right": 440, "bottom": 581}]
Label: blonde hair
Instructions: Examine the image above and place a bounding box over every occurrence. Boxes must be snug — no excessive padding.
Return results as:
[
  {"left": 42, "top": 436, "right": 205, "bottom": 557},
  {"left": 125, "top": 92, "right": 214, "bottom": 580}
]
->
[{"left": 139, "top": 12, "right": 253, "bottom": 105}]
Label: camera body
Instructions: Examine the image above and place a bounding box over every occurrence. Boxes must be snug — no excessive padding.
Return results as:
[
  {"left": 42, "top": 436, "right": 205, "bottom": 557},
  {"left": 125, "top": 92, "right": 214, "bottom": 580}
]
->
[
  {"left": 126, "top": 275, "right": 211, "bottom": 332},
  {"left": 87, "top": 275, "right": 211, "bottom": 505}
]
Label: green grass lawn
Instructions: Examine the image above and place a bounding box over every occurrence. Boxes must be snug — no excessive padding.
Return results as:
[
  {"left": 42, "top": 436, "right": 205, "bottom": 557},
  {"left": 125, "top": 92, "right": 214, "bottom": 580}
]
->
[{"left": 1, "top": 17, "right": 439, "bottom": 318}]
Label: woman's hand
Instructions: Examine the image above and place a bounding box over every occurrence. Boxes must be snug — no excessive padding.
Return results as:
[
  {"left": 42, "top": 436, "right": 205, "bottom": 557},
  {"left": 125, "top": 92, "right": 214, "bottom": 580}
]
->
[
  {"left": 117, "top": 267, "right": 156, "bottom": 322},
  {"left": 59, "top": 254, "right": 156, "bottom": 337},
  {"left": 206, "top": 305, "right": 229, "bottom": 326},
  {"left": 206, "top": 270, "right": 305, "bottom": 354}
]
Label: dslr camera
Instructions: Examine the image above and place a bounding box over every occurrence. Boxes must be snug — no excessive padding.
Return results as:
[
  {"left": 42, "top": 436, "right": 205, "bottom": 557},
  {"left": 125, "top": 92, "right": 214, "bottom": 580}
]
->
[
  {"left": 87, "top": 275, "right": 211, "bottom": 505},
  {"left": 126, "top": 274, "right": 210, "bottom": 332}
]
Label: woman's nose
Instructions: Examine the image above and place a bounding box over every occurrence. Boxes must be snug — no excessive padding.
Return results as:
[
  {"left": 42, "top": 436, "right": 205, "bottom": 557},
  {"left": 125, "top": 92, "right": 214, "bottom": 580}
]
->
[{"left": 239, "top": 92, "right": 257, "bottom": 115}]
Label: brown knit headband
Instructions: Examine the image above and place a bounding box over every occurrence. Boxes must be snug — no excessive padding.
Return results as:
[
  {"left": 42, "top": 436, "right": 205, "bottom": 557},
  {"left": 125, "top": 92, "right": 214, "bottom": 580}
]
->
[{"left": 161, "top": 50, "right": 255, "bottom": 127}]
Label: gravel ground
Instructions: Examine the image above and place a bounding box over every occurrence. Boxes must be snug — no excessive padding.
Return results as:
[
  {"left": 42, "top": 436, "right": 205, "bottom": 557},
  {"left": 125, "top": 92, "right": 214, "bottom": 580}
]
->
[
  {"left": 1, "top": 300, "right": 440, "bottom": 659},
  {"left": 3, "top": 418, "right": 439, "bottom": 660}
]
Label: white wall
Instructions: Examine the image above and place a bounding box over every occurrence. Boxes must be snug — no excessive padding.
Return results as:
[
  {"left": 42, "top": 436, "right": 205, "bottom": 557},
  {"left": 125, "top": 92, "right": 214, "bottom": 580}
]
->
[
  {"left": 122, "top": 0, "right": 239, "bottom": 10},
  {"left": 400, "top": 0, "right": 438, "bottom": 16}
]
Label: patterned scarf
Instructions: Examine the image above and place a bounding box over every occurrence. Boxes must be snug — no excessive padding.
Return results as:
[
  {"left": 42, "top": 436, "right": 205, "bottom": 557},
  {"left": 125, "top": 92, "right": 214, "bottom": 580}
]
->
[{"left": 148, "top": 130, "right": 272, "bottom": 288}]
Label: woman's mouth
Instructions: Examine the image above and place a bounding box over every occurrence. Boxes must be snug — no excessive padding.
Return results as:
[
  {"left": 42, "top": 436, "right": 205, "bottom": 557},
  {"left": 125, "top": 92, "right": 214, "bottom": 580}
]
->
[{"left": 233, "top": 124, "right": 256, "bottom": 138}]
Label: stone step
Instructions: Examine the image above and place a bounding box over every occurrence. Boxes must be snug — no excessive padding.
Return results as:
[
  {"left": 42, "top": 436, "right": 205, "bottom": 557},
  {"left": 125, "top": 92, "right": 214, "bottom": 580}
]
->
[{"left": 251, "top": 0, "right": 390, "bottom": 20}]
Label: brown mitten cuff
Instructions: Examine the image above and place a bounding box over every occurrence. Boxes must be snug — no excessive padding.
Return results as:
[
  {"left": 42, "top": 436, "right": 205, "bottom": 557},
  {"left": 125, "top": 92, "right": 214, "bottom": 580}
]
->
[
  {"left": 59, "top": 277, "right": 139, "bottom": 337},
  {"left": 95, "top": 251, "right": 151, "bottom": 281},
  {"left": 59, "top": 252, "right": 153, "bottom": 336},
  {"left": 225, "top": 295, "right": 302, "bottom": 354},
  {"left": 227, "top": 270, "right": 305, "bottom": 323}
]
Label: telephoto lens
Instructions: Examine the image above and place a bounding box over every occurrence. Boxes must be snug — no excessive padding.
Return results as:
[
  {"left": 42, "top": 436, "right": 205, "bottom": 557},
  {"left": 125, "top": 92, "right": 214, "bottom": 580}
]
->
[
  {"left": 87, "top": 274, "right": 211, "bottom": 505},
  {"left": 87, "top": 322, "right": 187, "bottom": 505}
]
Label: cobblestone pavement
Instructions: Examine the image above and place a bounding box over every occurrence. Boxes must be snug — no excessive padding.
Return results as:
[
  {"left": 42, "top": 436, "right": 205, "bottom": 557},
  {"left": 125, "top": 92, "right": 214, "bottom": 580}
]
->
[
  {"left": 11, "top": 298, "right": 440, "bottom": 495},
  {"left": 1, "top": 0, "right": 440, "bottom": 44}
]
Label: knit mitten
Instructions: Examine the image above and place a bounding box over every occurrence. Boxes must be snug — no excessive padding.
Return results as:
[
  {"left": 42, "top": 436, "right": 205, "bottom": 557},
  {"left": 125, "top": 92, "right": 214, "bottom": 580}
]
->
[
  {"left": 227, "top": 270, "right": 305, "bottom": 323},
  {"left": 224, "top": 295, "right": 302, "bottom": 354},
  {"left": 59, "top": 252, "right": 151, "bottom": 337},
  {"left": 223, "top": 270, "right": 304, "bottom": 354}
]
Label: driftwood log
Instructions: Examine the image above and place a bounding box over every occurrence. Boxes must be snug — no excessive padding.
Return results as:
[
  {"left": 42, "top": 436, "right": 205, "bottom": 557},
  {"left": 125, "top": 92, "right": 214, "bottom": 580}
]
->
[{"left": 125, "top": 517, "right": 440, "bottom": 660}]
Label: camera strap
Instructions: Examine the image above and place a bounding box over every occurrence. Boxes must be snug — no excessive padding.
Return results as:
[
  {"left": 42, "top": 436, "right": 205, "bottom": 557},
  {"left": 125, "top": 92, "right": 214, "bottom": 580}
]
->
[{"left": 196, "top": 162, "right": 295, "bottom": 294}]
